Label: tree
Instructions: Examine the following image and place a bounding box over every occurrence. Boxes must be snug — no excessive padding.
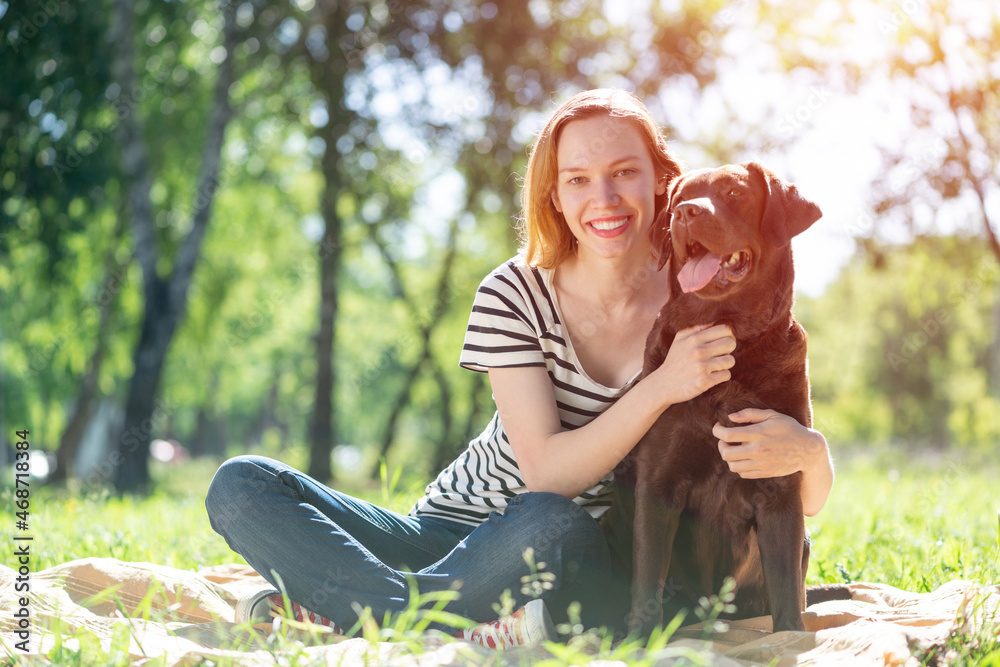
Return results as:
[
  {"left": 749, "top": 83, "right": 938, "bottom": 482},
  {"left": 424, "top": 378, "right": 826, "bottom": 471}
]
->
[
  {"left": 1, "top": 0, "right": 129, "bottom": 463},
  {"left": 798, "top": 234, "right": 999, "bottom": 449},
  {"left": 109, "top": 0, "right": 240, "bottom": 491},
  {"left": 322, "top": 0, "right": 742, "bottom": 472},
  {"left": 2, "top": 0, "right": 780, "bottom": 486},
  {"left": 753, "top": 0, "right": 1000, "bottom": 397}
]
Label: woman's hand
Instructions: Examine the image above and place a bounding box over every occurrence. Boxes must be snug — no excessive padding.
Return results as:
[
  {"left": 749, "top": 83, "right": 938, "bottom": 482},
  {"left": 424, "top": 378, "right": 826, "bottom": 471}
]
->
[
  {"left": 712, "top": 408, "right": 834, "bottom": 516},
  {"left": 651, "top": 323, "right": 736, "bottom": 408}
]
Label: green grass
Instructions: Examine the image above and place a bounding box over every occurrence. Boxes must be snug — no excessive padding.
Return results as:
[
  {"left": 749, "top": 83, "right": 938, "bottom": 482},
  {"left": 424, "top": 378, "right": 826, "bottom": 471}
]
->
[
  {"left": 807, "top": 448, "right": 1000, "bottom": 591},
  {"left": 2, "top": 448, "right": 999, "bottom": 665}
]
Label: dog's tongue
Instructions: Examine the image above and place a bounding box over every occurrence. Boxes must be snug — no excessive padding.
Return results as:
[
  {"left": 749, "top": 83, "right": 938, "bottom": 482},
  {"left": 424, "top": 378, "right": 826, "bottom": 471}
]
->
[{"left": 677, "top": 253, "right": 723, "bottom": 293}]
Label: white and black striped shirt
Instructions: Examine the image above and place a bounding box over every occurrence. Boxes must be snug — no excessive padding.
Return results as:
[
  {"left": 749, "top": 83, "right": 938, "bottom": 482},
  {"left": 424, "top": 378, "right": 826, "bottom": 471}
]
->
[{"left": 409, "top": 258, "right": 640, "bottom": 527}]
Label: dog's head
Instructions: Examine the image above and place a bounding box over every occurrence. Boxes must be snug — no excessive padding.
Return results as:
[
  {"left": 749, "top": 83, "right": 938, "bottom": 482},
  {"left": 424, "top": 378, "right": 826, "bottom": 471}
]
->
[{"left": 652, "top": 162, "right": 822, "bottom": 302}]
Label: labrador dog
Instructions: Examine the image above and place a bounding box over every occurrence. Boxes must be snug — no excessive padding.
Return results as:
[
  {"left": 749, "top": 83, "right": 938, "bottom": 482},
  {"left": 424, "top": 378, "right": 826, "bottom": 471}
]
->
[{"left": 605, "top": 162, "right": 822, "bottom": 635}]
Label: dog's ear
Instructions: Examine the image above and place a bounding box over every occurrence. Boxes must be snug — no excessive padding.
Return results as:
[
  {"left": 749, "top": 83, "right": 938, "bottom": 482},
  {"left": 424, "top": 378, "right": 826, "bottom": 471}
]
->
[
  {"left": 744, "top": 162, "right": 822, "bottom": 247},
  {"left": 650, "top": 176, "right": 683, "bottom": 270}
]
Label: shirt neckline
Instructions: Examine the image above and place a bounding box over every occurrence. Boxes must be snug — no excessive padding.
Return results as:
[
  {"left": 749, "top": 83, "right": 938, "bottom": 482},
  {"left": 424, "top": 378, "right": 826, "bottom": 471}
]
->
[{"left": 542, "top": 266, "right": 643, "bottom": 394}]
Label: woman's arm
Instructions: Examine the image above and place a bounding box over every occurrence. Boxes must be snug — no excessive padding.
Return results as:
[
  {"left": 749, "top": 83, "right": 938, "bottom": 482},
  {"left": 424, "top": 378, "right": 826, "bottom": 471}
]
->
[
  {"left": 490, "top": 323, "right": 736, "bottom": 498},
  {"left": 712, "top": 409, "right": 834, "bottom": 517}
]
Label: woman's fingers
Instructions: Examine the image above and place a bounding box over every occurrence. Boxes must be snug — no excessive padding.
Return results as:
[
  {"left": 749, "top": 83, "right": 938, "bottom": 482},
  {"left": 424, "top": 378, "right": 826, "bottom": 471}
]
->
[
  {"left": 676, "top": 323, "right": 734, "bottom": 346},
  {"left": 727, "top": 408, "right": 777, "bottom": 424}
]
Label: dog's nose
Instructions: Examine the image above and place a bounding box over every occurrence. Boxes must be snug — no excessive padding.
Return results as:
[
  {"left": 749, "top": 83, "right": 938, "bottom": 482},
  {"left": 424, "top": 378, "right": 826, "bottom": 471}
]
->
[{"left": 673, "top": 198, "right": 715, "bottom": 226}]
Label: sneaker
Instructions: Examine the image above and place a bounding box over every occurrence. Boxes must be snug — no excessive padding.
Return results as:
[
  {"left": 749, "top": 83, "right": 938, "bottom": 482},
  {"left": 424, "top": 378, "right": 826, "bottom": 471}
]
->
[
  {"left": 459, "top": 599, "right": 555, "bottom": 649},
  {"left": 235, "top": 588, "right": 342, "bottom": 632}
]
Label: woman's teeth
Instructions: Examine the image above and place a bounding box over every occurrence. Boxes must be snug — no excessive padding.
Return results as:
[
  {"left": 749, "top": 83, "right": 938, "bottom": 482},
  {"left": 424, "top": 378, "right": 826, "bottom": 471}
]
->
[{"left": 591, "top": 217, "right": 628, "bottom": 231}]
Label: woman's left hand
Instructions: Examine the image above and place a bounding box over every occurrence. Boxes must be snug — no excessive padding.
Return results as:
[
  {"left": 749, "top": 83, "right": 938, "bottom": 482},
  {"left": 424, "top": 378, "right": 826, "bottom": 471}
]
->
[{"left": 712, "top": 408, "right": 826, "bottom": 480}]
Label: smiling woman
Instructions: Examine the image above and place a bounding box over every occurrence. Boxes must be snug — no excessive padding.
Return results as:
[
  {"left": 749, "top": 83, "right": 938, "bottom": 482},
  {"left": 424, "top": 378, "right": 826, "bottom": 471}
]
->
[
  {"left": 519, "top": 89, "right": 681, "bottom": 269},
  {"left": 551, "top": 117, "right": 666, "bottom": 260},
  {"left": 206, "top": 88, "right": 833, "bottom": 645}
]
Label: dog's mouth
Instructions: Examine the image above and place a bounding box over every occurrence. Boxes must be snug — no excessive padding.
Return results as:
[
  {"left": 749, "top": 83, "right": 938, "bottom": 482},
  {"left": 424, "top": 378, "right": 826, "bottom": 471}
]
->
[{"left": 677, "top": 241, "right": 752, "bottom": 293}]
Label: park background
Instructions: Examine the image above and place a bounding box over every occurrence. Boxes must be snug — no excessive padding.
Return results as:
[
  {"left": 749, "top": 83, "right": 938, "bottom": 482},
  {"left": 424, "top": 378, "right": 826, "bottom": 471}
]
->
[{"left": 2, "top": 0, "right": 1000, "bottom": 625}]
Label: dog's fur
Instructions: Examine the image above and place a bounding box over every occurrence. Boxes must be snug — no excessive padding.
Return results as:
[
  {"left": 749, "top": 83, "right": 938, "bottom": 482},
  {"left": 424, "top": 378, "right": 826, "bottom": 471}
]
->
[{"left": 602, "top": 162, "right": 823, "bottom": 635}]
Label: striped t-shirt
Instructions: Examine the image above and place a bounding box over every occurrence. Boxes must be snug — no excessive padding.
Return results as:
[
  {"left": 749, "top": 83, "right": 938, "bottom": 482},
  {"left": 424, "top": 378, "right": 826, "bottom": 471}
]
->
[{"left": 409, "top": 258, "right": 641, "bottom": 527}]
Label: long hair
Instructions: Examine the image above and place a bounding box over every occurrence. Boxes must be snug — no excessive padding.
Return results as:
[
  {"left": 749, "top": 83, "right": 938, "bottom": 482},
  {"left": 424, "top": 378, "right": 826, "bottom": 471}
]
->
[{"left": 518, "top": 89, "right": 683, "bottom": 268}]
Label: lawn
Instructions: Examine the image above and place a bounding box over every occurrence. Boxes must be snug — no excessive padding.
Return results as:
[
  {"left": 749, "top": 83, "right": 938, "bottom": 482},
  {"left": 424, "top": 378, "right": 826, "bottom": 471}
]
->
[{"left": 3, "top": 447, "right": 999, "bottom": 665}]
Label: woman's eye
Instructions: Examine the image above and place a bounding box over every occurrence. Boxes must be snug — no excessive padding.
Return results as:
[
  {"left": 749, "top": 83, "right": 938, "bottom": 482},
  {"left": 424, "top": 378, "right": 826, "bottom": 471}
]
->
[
  {"left": 567, "top": 177, "right": 586, "bottom": 186},
  {"left": 617, "top": 168, "right": 636, "bottom": 177}
]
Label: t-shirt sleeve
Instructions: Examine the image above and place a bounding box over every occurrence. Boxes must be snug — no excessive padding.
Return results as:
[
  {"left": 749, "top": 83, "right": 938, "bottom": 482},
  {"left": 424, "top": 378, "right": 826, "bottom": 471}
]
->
[{"left": 459, "top": 266, "right": 545, "bottom": 373}]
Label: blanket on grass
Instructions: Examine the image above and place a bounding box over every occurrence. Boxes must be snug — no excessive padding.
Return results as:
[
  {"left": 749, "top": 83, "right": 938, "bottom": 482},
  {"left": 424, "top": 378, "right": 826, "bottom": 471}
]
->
[{"left": 2, "top": 557, "right": 997, "bottom": 666}]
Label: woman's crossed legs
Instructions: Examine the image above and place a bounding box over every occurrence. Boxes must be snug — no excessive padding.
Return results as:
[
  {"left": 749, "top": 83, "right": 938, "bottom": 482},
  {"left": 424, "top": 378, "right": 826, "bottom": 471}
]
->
[{"left": 205, "top": 455, "right": 618, "bottom": 632}]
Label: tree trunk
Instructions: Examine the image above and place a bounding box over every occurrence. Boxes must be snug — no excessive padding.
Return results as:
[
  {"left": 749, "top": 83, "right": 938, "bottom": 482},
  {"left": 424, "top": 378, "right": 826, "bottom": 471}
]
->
[
  {"left": 190, "top": 368, "right": 222, "bottom": 457},
  {"left": 305, "top": 0, "right": 350, "bottom": 482},
  {"left": 112, "top": 0, "right": 236, "bottom": 492},
  {"left": 429, "top": 359, "right": 453, "bottom": 464},
  {"left": 251, "top": 361, "right": 282, "bottom": 448},
  {"left": 52, "top": 214, "right": 129, "bottom": 484},
  {"left": 116, "top": 278, "right": 177, "bottom": 490}
]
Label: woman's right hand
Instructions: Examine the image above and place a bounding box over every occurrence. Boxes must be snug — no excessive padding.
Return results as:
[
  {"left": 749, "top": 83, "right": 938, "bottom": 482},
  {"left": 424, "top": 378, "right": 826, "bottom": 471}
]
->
[{"left": 650, "top": 323, "right": 735, "bottom": 408}]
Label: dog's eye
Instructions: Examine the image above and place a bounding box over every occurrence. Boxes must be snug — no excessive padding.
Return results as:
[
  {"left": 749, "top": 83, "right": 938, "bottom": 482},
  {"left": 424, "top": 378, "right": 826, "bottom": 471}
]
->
[{"left": 727, "top": 189, "right": 741, "bottom": 197}]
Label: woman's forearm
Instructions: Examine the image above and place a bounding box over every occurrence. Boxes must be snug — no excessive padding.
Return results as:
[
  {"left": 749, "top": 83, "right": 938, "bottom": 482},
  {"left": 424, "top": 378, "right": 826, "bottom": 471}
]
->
[
  {"left": 800, "top": 429, "right": 834, "bottom": 517},
  {"left": 516, "top": 377, "right": 670, "bottom": 497}
]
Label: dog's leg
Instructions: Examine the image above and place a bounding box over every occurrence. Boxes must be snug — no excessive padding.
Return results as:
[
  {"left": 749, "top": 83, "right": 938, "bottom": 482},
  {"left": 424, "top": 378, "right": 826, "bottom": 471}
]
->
[
  {"left": 630, "top": 488, "right": 682, "bottom": 635},
  {"left": 754, "top": 482, "right": 806, "bottom": 632},
  {"left": 695, "top": 523, "right": 718, "bottom": 601}
]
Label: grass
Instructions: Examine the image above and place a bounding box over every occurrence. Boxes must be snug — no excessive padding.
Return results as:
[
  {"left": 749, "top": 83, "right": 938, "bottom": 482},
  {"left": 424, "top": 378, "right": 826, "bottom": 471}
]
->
[
  {"left": 807, "top": 447, "right": 1000, "bottom": 591},
  {"left": 2, "top": 447, "right": 999, "bottom": 665}
]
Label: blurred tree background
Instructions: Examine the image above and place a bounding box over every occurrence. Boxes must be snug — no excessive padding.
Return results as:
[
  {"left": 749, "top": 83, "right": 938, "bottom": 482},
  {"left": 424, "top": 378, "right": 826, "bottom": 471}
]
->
[{"left": 0, "top": 0, "right": 997, "bottom": 494}]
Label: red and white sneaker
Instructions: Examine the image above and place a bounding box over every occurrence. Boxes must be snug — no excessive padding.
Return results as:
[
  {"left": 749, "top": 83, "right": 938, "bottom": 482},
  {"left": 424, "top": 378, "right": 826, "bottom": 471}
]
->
[
  {"left": 235, "top": 589, "right": 343, "bottom": 633},
  {"left": 459, "top": 599, "right": 555, "bottom": 649}
]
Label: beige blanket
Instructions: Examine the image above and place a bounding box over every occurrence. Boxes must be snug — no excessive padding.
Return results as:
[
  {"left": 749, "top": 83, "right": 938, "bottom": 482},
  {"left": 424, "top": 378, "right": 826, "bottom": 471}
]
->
[{"left": 2, "top": 557, "right": 997, "bottom": 665}]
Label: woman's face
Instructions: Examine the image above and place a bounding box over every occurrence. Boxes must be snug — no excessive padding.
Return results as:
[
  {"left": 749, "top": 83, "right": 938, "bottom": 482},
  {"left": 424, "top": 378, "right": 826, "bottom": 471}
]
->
[{"left": 551, "top": 116, "right": 666, "bottom": 263}]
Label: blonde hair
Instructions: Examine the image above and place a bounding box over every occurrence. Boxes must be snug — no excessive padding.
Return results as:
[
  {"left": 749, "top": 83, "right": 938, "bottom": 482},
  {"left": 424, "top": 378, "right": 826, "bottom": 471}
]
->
[{"left": 518, "top": 89, "right": 682, "bottom": 268}]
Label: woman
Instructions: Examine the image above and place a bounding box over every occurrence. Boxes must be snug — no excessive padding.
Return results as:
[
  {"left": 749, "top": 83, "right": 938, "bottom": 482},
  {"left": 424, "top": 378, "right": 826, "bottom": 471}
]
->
[{"left": 205, "top": 88, "right": 834, "bottom": 647}]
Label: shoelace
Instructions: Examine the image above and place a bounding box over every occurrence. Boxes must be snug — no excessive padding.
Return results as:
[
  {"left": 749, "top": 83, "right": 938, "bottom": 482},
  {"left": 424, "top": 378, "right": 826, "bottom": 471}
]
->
[
  {"left": 268, "top": 596, "right": 342, "bottom": 632},
  {"left": 463, "top": 608, "right": 526, "bottom": 648}
]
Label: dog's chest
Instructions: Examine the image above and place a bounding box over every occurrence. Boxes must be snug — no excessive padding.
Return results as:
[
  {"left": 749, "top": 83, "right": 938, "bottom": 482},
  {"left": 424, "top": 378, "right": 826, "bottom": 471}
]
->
[{"left": 638, "top": 390, "right": 734, "bottom": 481}]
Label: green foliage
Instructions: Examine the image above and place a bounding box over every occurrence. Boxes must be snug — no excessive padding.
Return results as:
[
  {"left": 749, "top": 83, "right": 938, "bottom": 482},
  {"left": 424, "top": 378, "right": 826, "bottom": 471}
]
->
[
  {"left": 2, "top": 0, "right": 998, "bottom": 502},
  {"left": 1, "top": 0, "right": 751, "bottom": 488},
  {"left": 799, "top": 235, "right": 1000, "bottom": 449}
]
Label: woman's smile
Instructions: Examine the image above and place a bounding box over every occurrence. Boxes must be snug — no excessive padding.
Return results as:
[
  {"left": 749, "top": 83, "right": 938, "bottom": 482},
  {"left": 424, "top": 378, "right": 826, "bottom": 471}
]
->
[
  {"left": 551, "top": 116, "right": 666, "bottom": 261},
  {"left": 587, "top": 215, "right": 631, "bottom": 237}
]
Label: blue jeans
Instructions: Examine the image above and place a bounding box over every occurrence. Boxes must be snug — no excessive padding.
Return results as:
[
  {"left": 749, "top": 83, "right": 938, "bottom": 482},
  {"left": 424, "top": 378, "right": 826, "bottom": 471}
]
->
[{"left": 205, "top": 455, "right": 622, "bottom": 631}]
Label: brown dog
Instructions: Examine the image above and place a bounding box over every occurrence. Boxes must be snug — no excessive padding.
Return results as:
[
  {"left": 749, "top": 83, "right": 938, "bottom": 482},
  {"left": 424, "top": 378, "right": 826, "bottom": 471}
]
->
[{"left": 607, "top": 162, "right": 822, "bottom": 635}]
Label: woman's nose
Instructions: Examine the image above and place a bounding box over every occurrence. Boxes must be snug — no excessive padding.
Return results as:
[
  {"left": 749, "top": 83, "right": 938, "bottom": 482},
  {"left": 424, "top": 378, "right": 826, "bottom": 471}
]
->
[{"left": 593, "top": 178, "right": 620, "bottom": 206}]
